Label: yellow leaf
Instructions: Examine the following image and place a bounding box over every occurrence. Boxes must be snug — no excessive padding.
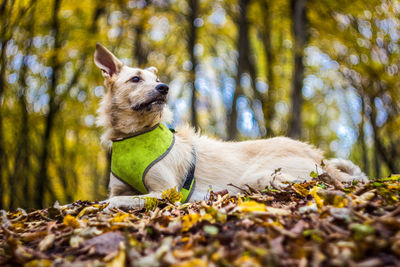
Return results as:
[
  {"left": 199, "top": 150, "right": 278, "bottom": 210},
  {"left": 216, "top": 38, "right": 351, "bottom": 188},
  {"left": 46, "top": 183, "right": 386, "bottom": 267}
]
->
[
  {"left": 389, "top": 174, "right": 400, "bottom": 179},
  {"left": 181, "top": 213, "right": 213, "bottom": 232},
  {"left": 172, "top": 258, "right": 208, "bottom": 267},
  {"left": 109, "top": 213, "right": 130, "bottom": 223},
  {"left": 310, "top": 187, "right": 324, "bottom": 210},
  {"left": 292, "top": 184, "right": 309, "bottom": 197},
  {"left": 106, "top": 243, "right": 126, "bottom": 267},
  {"left": 333, "top": 195, "right": 348, "bottom": 208},
  {"left": 25, "top": 259, "right": 52, "bottom": 267},
  {"left": 162, "top": 188, "right": 182, "bottom": 203},
  {"left": 234, "top": 255, "right": 261, "bottom": 267},
  {"left": 180, "top": 236, "right": 190, "bottom": 243},
  {"left": 12, "top": 222, "right": 25, "bottom": 230},
  {"left": 63, "top": 215, "right": 80, "bottom": 228},
  {"left": 92, "top": 203, "right": 109, "bottom": 211},
  {"left": 143, "top": 197, "right": 159, "bottom": 211},
  {"left": 237, "top": 201, "right": 266, "bottom": 212},
  {"left": 77, "top": 206, "right": 99, "bottom": 218},
  {"left": 181, "top": 214, "right": 201, "bottom": 232}
]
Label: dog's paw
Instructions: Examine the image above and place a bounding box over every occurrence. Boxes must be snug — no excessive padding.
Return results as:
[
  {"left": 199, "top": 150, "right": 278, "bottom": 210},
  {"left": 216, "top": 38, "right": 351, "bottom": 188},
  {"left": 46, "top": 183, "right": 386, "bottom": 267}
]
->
[
  {"left": 102, "top": 199, "right": 129, "bottom": 212},
  {"left": 270, "top": 174, "right": 295, "bottom": 190},
  {"left": 101, "top": 196, "right": 145, "bottom": 212}
]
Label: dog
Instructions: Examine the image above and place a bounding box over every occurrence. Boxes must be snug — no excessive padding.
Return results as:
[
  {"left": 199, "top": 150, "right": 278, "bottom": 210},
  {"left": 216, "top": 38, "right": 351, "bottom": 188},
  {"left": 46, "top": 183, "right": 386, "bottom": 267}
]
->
[{"left": 93, "top": 43, "right": 368, "bottom": 210}]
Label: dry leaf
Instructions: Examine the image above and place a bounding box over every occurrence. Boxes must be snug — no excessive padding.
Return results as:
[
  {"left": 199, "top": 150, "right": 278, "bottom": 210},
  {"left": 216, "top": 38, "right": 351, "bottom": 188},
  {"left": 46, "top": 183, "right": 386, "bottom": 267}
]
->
[
  {"left": 63, "top": 214, "right": 80, "bottom": 228},
  {"left": 38, "top": 234, "right": 55, "bottom": 252}
]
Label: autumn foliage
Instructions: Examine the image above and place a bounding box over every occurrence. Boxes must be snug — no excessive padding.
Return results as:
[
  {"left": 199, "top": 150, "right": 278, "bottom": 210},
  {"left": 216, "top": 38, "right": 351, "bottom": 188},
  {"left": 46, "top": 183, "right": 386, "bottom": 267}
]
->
[{"left": 1, "top": 175, "right": 400, "bottom": 266}]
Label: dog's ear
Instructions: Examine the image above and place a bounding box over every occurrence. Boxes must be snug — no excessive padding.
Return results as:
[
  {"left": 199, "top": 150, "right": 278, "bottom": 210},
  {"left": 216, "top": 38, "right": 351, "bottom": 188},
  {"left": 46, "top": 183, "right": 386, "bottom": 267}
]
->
[
  {"left": 146, "top": 66, "right": 158, "bottom": 74},
  {"left": 94, "top": 43, "right": 123, "bottom": 78}
]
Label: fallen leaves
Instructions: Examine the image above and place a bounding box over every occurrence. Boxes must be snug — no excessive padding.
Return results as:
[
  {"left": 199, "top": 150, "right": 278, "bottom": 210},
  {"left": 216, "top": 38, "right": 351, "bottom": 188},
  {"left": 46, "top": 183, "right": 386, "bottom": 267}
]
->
[
  {"left": 63, "top": 215, "right": 80, "bottom": 229},
  {"left": 38, "top": 234, "right": 55, "bottom": 252},
  {"left": 162, "top": 188, "right": 183, "bottom": 204},
  {"left": 1, "top": 175, "right": 400, "bottom": 266},
  {"left": 181, "top": 213, "right": 212, "bottom": 232},
  {"left": 237, "top": 200, "right": 266, "bottom": 212}
]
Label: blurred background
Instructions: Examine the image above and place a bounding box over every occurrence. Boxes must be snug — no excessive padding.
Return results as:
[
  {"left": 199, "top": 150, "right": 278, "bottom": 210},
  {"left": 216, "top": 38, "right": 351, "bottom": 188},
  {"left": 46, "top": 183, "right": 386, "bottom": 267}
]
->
[{"left": 0, "top": 0, "right": 399, "bottom": 209}]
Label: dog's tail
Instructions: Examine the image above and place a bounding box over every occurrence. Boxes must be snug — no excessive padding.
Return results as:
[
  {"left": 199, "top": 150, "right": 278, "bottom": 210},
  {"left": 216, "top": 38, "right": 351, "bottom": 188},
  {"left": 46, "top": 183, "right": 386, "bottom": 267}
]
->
[{"left": 325, "top": 158, "right": 369, "bottom": 183}]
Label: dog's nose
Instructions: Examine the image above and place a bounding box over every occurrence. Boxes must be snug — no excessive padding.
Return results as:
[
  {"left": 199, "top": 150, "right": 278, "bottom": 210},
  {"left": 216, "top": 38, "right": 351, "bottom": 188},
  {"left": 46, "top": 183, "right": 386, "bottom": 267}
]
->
[{"left": 155, "top": 84, "right": 169, "bottom": 95}]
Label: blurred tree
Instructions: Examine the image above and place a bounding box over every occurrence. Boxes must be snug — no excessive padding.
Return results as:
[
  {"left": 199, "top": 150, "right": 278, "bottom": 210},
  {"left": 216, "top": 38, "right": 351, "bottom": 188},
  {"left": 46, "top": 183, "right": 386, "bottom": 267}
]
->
[
  {"left": 0, "top": 0, "right": 11, "bottom": 208},
  {"left": 188, "top": 0, "right": 199, "bottom": 130},
  {"left": 288, "top": 0, "right": 307, "bottom": 139},
  {"left": 9, "top": 2, "right": 37, "bottom": 209},
  {"left": 227, "top": 0, "right": 250, "bottom": 140},
  {"left": 260, "top": 0, "right": 276, "bottom": 137},
  {"left": 309, "top": 0, "right": 400, "bottom": 175}
]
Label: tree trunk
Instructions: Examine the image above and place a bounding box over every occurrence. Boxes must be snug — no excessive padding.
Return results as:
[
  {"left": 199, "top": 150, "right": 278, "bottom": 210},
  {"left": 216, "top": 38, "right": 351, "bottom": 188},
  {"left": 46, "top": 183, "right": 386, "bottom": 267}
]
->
[
  {"left": 133, "top": 21, "right": 147, "bottom": 67},
  {"left": 9, "top": 2, "right": 37, "bottom": 209},
  {"left": 0, "top": 0, "right": 12, "bottom": 209},
  {"left": 10, "top": 42, "right": 33, "bottom": 209},
  {"left": 261, "top": 0, "right": 276, "bottom": 136},
  {"left": 188, "top": 0, "right": 199, "bottom": 130},
  {"left": 57, "top": 128, "right": 71, "bottom": 203},
  {"left": 288, "top": 0, "right": 307, "bottom": 139},
  {"left": 0, "top": 50, "right": 5, "bottom": 209},
  {"left": 0, "top": 41, "right": 6, "bottom": 209},
  {"left": 35, "top": 0, "right": 62, "bottom": 208},
  {"left": 374, "top": 143, "right": 381, "bottom": 178},
  {"left": 369, "top": 100, "right": 398, "bottom": 174},
  {"left": 227, "top": 0, "right": 250, "bottom": 140},
  {"left": 359, "top": 97, "right": 369, "bottom": 177}
]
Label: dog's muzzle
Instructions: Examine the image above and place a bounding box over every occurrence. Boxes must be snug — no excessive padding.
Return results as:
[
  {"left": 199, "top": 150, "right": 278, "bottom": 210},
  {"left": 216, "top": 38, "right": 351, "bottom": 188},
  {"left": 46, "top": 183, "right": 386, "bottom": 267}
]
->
[
  {"left": 131, "top": 87, "right": 168, "bottom": 111},
  {"left": 155, "top": 84, "right": 169, "bottom": 95}
]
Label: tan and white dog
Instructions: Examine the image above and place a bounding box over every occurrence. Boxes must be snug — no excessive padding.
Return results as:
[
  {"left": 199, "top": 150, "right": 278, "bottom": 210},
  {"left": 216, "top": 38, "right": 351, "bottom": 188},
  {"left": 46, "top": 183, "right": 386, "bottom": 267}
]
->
[{"left": 94, "top": 43, "right": 367, "bottom": 210}]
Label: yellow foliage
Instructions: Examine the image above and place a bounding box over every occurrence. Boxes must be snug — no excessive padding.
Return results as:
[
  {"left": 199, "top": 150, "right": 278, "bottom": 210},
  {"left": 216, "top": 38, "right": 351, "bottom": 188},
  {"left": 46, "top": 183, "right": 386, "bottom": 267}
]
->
[
  {"left": 143, "top": 197, "right": 160, "bottom": 211},
  {"left": 237, "top": 201, "right": 266, "bottom": 212},
  {"left": 12, "top": 222, "right": 25, "bottom": 230},
  {"left": 180, "top": 236, "right": 190, "bottom": 243},
  {"left": 63, "top": 215, "right": 80, "bottom": 228},
  {"left": 292, "top": 184, "right": 309, "bottom": 197},
  {"left": 234, "top": 255, "right": 261, "bottom": 267},
  {"left": 77, "top": 203, "right": 108, "bottom": 218},
  {"left": 24, "top": 259, "right": 52, "bottom": 267},
  {"left": 109, "top": 213, "right": 130, "bottom": 223},
  {"left": 172, "top": 258, "right": 208, "bottom": 267},
  {"left": 162, "top": 188, "right": 183, "bottom": 203},
  {"left": 332, "top": 195, "right": 348, "bottom": 208},
  {"left": 310, "top": 187, "right": 324, "bottom": 210},
  {"left": 181, "top": 213, "right": 213, "bottom": 232}
]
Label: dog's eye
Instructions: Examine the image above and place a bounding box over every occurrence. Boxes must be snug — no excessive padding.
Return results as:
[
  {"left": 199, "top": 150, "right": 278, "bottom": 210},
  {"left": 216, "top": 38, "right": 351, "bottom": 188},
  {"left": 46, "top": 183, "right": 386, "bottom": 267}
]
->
[{"left": 131, "top": 76, "right": 141, "bottom": 83}]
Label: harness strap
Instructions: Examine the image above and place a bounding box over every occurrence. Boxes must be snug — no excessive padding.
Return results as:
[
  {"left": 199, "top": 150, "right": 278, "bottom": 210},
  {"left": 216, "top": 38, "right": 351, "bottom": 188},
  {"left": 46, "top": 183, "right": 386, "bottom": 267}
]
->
[{"left": 179, "top": 147, "right": 196, "bottom": 203}]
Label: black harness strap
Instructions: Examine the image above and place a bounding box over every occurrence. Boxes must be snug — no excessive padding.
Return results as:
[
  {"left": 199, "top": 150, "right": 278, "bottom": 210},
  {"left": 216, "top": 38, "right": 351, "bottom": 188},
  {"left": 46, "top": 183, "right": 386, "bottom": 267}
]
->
[{"left": 179, "top": 147, "right": 197, "bottom": 202}]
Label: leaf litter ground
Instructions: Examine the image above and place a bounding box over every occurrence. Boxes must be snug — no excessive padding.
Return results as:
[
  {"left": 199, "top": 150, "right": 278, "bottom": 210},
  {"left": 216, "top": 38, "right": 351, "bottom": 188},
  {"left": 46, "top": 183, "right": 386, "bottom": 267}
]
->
[{"left": 1, "top": 174, "right": 400, "bottom": 266}]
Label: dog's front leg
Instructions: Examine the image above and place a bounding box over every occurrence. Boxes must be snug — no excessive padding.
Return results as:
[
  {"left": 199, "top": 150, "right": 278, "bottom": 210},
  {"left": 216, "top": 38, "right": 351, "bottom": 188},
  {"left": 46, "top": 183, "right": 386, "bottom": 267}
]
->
[{"left": 104, "top": 192, "right": 161, "bottom": 211}]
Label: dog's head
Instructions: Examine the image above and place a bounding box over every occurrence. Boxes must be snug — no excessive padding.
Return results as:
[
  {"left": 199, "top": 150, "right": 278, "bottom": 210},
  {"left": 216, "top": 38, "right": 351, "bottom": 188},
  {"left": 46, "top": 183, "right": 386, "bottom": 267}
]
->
[{"left": 94, "top": 43, "right": 171, "bottom": 139}]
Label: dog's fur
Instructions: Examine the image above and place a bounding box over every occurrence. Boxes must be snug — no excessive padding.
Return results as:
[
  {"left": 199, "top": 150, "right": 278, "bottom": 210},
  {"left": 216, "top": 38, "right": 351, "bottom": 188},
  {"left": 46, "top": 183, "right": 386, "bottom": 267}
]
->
[{"left": 94, "top": 44, "right": 368, "bottom": 210}]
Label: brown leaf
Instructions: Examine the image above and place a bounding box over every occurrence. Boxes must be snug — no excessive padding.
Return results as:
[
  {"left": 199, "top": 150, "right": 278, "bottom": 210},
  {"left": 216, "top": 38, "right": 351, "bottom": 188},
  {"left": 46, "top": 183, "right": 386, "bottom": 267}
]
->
[{"left": 81, "top": 232, "right": 125, "bottom": 256}]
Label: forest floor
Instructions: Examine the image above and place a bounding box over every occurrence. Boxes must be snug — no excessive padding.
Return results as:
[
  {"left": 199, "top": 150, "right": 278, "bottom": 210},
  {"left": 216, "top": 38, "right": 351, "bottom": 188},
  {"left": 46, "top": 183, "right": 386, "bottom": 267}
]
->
[{"left": 1, "top": 174, "right": 400, "bottom": 267}]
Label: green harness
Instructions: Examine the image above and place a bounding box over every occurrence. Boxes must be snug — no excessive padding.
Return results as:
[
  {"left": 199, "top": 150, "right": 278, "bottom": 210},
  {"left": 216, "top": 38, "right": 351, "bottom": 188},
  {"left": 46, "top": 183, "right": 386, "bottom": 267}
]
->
[{"left": 111, "top": 123, "right": 196, "bottom": 203}]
